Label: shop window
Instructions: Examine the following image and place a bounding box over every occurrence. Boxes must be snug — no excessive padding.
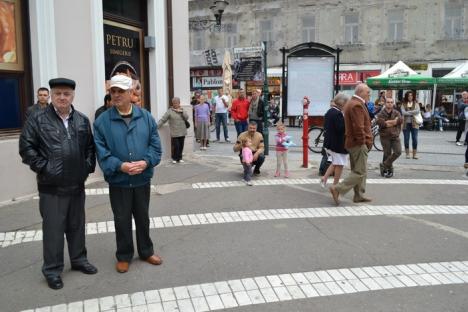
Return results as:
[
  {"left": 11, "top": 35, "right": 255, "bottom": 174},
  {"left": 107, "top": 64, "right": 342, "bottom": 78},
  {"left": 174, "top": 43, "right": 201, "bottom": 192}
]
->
[
  {"left": 444, "top": 3, "right": 464, "bottom": 39},
  {"left": 302, "top": 16, "right": 316, "bottom": 43},
  {"left": 0, "top": 0, "right": 31, "bottom": 131},
  {"left": 387, "top": 9, "right": 404, "bottom": 42},
  {"left": 344, "top": 14, "right": 359, "bottom": 44},
  {"left": 103, "top": 0, "right": 144, "bottom": 25}
]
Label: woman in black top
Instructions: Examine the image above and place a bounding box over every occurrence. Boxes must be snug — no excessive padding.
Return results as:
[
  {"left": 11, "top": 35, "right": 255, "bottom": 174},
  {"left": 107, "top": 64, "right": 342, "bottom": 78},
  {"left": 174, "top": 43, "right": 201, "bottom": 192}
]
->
[{"left": 321, "top": 93, "right": 349, "bottom": 187}]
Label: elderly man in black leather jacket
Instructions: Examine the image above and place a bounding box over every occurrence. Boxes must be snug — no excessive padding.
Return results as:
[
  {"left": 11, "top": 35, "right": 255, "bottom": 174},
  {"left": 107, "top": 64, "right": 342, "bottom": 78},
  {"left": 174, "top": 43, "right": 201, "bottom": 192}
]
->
[{"left": 19, "top": 78, "right": 97, "bottom": 290}]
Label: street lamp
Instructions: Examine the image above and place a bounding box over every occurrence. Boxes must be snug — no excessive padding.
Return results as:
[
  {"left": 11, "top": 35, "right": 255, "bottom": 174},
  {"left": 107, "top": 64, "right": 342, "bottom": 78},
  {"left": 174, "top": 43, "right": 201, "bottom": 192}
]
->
[{"left": 189, "top": 0, "right": 229, "bottom": 31}]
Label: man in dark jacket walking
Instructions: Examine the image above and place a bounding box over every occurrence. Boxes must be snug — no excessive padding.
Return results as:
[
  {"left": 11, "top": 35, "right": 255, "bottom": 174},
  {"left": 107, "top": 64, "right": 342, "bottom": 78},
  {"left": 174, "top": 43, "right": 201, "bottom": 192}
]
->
[
  {"left": 94, "top": 75, "right": 162, "bottom": 274},
  {"left": 376, "top": 97, "right": 403, "bottom": 178},
  {"left": 19, "top": 78, "right": 97, "bottom": 290}
]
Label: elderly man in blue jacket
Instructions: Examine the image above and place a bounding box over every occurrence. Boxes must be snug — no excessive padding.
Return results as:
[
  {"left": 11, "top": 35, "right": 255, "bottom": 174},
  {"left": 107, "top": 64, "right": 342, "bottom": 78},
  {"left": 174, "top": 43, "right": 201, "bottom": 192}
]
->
[{"left": 94, "top": 75, "right": 162, "bottom": 273}]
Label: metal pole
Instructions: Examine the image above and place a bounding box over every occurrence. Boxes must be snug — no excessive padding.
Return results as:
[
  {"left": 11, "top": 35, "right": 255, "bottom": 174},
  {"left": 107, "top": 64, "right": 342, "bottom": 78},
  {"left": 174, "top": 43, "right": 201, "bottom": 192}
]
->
[
  {"left": 302, "top": 97, "right": 309, "bottom": 168},
  {"left": 280, "top": 47, "right": 287, "bottom": 123},
  {"left": 335, "top": 48, "right": 342, "bottom": 95},
  {"left": 262, "top": 41, "right": 269, "bottom": 156}
]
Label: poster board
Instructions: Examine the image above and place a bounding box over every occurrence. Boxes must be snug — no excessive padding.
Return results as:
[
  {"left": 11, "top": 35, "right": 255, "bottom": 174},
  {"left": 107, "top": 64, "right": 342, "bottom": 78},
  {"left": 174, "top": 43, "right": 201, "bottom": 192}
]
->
[
  {"left": 0, "top": 0, "right": 24, "bottom": 71},
  {"left": 103, "top": 20, "right": 145, "bottom": 107},
  {"left": 287, "top": 57, "right": 334, "bottom": 116}
]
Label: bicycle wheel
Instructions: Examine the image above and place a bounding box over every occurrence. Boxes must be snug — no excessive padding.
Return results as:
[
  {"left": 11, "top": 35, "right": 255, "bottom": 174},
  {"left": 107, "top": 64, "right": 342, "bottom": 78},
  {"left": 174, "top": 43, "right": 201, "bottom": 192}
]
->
[
  {"left": 308, "top": 127, "right": 324, "bottom": 153},
  {"left": 373, "top": 133, "right": 382, "bottom": 151}
]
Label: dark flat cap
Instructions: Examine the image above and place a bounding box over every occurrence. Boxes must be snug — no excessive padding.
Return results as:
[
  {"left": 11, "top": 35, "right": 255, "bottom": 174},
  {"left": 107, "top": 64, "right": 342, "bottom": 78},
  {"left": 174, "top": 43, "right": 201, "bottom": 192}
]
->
[{"left": 49, "top": 78, "right": 76, "bottom": 90}]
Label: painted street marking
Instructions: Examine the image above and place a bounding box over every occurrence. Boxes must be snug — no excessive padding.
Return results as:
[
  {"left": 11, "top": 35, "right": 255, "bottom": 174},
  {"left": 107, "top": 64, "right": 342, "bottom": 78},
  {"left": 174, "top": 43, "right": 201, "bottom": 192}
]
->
[
  {"left": 22, "top": 260, "right": 468, "bottom": 312},
  {"left": 2, "top": 205, "right": 468, "bottom": 248},
  {"left": 192, "top": 178, "right": 468, "bottom": 189}
]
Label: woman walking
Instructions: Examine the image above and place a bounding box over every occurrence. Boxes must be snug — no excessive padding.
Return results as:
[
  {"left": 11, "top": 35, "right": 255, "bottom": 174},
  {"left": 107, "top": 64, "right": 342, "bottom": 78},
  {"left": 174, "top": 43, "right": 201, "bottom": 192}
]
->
[
  {"left": 195, "top": 95, "right": 211, "bottom": 150},
  {"left": 401, "top": 91, "right": 420, "bottom": 159},
  {"left": 321, "top": 93, "right": 349, "bottom": 187},
  {"left": 158, "top": 97, "right": 189, "bottom": 163}
]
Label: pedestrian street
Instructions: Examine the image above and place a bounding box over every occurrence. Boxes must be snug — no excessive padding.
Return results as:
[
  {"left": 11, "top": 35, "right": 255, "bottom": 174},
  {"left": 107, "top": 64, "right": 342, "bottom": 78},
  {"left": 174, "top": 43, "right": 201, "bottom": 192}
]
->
[{"left": 1, "top": 148, "right": 467, "bottom": 312}]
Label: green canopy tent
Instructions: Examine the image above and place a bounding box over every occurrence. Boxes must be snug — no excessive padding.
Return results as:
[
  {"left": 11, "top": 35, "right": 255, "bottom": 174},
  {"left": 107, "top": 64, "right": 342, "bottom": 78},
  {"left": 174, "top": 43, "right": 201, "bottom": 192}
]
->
[
  {"left": 367, "top": 61, "right": 435, "bottom": 90},
  {"left": 367, "top": 61, "right": 437, "bottom": 113},
  {"left": 436, "top": 61, "right": 468, "bottom": 89}
]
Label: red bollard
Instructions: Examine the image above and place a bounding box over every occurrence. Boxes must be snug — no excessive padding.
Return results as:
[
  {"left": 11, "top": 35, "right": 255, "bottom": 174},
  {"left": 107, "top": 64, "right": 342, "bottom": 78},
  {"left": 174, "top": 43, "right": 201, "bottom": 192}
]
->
[{"left": 302, "top": 96, "right": 310, "bottom": 168}]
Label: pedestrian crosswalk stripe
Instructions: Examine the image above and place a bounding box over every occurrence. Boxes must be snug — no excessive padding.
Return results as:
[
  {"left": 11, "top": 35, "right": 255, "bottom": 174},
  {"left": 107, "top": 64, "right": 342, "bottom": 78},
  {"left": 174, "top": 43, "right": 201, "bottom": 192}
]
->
[
  {"left": 192, "top": 178, "right": 468, "bottom": 189},
  {"left": 22, "top": 260, "right": 468, "bottom": 312},
  {"left": 2, "top": 205, "right": 468, "bottom": 248},
  {"left": 28, "top": 178, "right": 467, "bottom": 199}
]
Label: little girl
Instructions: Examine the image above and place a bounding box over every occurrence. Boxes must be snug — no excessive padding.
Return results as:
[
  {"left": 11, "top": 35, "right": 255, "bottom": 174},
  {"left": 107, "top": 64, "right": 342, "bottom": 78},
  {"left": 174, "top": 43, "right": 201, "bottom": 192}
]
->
[
  {"left": 241, "top": 138, "right": 253, "bottom": 186},
  {"left": 275, "top": 123, "right": 290, "bottom": 178}
]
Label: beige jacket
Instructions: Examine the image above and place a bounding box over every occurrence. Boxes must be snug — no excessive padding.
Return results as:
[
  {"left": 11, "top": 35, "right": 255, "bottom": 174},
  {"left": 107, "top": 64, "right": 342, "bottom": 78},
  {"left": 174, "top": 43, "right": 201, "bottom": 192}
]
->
[
  {"left": 233, "top": 131, "right": 264, "bottom": 155},
  {"left": 157, "top": 108, "right": 189, "bottom": 137}
]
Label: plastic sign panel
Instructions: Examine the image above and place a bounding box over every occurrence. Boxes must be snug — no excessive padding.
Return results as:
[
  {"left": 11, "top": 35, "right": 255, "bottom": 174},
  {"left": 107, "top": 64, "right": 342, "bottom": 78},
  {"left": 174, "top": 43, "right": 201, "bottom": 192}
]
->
[{"left": 287, "top": 57, "right": 334, "bottom": 116}]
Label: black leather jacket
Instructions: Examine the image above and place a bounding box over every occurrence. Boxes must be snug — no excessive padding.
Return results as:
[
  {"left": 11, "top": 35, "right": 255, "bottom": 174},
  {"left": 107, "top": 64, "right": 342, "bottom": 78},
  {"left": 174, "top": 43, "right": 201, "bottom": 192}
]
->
[{"left": 19, "top": 105, "right": 96, "bottom": 195}]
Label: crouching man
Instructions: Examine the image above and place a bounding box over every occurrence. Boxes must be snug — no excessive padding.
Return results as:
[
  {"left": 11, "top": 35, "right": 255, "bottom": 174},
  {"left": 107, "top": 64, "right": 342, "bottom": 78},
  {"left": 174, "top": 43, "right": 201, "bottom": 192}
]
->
[{"left": 233, "top": 121, "right": 265, "bottom": 176}]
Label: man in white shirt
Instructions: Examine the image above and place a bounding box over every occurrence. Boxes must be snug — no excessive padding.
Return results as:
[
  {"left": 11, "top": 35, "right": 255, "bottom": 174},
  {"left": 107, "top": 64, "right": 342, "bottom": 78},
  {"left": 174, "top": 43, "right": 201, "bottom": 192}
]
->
[{"left": 214, "top": 88, "right": 230, "bottom": 142}]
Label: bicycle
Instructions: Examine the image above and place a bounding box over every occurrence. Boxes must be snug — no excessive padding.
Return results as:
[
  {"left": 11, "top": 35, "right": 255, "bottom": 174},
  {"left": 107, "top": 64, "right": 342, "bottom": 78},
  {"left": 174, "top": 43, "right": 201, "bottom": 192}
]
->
[
  {"left": 371, "top": 118, "right": 382, "bottom": 151},
  {"left": 308, "top": 126, "right": 324, "bottom": 153},
  {"left": 307, "top": 120, "right": 382, "bottom": 153}
]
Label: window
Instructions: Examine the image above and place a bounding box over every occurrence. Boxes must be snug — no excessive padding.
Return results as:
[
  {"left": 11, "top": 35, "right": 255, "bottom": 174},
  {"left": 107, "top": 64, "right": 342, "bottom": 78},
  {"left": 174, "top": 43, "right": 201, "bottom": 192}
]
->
[
  {"left": 388, "top": 9, "right": 404, "bottom": 41},
  {"left": 260, "top": 20, "right": 273, "bottom": 43},
  {"left": 191, "top": 31, "right": 205, "bottom": 50},
  {"left": 444, "top": 3, "right": 464, "bottom": 39},
  {"left": 224, "top": 23, "right": 238, "bottom": 48},
  {"left": 344, "top": 14, "right": 359, "bottom": 43},
  {"left": 302, "top": 16, "right": 316, "bottom": 42}
]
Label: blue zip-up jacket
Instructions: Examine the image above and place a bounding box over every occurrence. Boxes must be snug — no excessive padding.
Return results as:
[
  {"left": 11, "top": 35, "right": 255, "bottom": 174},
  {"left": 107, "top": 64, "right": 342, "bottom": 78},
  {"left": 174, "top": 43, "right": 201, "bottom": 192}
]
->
[{"left": 93, "top": 105, "right": 162, "bottom": 187}]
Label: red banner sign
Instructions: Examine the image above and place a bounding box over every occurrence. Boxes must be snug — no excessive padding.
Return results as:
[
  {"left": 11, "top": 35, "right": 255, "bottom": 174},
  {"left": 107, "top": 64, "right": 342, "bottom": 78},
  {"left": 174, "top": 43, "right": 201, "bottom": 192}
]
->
[{"left": 338, "top": 70, "right": 380, "bottom": 85}]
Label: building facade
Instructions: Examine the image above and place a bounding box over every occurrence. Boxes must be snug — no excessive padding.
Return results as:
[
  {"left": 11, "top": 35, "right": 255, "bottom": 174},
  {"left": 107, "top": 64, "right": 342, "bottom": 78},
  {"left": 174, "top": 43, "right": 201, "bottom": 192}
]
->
[
  {"left": 189, "top": 0, "right": 468, "bottom": 100},
  {"left": 0, "top": 0, "right": 191, "bottom": 203}
]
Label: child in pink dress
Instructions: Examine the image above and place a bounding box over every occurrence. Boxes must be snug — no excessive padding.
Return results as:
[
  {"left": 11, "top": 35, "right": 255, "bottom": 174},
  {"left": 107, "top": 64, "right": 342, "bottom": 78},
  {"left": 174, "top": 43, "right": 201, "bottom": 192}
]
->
[
  {"left": 241, "top": 138, "right": 253, "bottom": 186},
  {"left": 275, "top": 123, "right": 291, "bottom": 177}
]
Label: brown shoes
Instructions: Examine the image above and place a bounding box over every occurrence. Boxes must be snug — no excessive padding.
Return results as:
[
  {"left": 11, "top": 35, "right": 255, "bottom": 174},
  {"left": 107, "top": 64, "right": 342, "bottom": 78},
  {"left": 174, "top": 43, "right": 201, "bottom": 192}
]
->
[
  {"left": 353, "top": 196, "right": 372, "bottom": 203},
  {"left": 116, "top": 255, "right": 162, "bottom": 273},
  {"left": 146, "top": 255, "right": 163, "bottom": 265},
  {"left": 329, "top": 186, "right": 340, "bottom": 205},
  {"left": 116, "top": 261, "right": 129, "bottom": 273}
]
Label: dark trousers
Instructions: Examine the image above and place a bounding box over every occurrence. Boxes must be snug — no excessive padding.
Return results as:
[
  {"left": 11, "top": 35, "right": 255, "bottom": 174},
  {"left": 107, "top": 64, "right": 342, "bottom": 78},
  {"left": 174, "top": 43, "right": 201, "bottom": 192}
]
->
[
  {"left": 39, "top": 191, "right": 87, "bottom": 278},
  {"left": 109, "top": 184, "right": 153, "bottom": 262},
  {"left": 403, "top": 124, "right": 418, "bottom": 150},
  {"left": 234, "top": 120, "right": 248, "bottom": 137},
  {"left": 381, "top": 137, "right": 402, "bottom": 169},
  {"left": 215, "top": 113, "right": 229, "bottom": 140},
  {"left": 465, "top": 145, "right": 468, "bottom": 163},
  {"left": 239, "top": 153, "right": 265, "bottom": 173},
  {"left": 456, "top": 119, "right": 466, "bottom": 142},
  {"left": 171, "top": 136, "right": 185, "bottom": 161},
  {"left": 242, "top": 163, "right": 252, "bottom": 181}
]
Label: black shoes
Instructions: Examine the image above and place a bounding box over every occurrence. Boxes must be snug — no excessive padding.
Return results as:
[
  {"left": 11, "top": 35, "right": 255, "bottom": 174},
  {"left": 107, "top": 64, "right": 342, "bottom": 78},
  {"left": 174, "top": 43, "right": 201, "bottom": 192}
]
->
[
  {"left": 384, "top": 168, "right": 394, "bottom": 178},
  {"left": 253, "top": 168, "right": 260, "bottom": 175},
  {"left": 71, "top": 262, "right": 98, "bottom": 275},
  {"left": 380, "top": 163, "right": 394, "bottom": 178},
  {"left": 46, "top": 276, "right": 63, "bottom": 290}
]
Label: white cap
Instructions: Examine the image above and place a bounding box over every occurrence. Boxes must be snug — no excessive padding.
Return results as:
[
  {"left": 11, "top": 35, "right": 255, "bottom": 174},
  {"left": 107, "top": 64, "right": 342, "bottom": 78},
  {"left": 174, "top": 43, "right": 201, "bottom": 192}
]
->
[{"left": 109, "top": 75, "right": 132, "bottom": 90}]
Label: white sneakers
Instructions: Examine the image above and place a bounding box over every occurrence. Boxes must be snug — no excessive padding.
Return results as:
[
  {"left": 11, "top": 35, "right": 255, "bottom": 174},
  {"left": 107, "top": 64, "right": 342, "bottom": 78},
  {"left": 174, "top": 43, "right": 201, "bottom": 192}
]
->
[{"left": 456, "top": 141, "right": 463, "bottom": 146}]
